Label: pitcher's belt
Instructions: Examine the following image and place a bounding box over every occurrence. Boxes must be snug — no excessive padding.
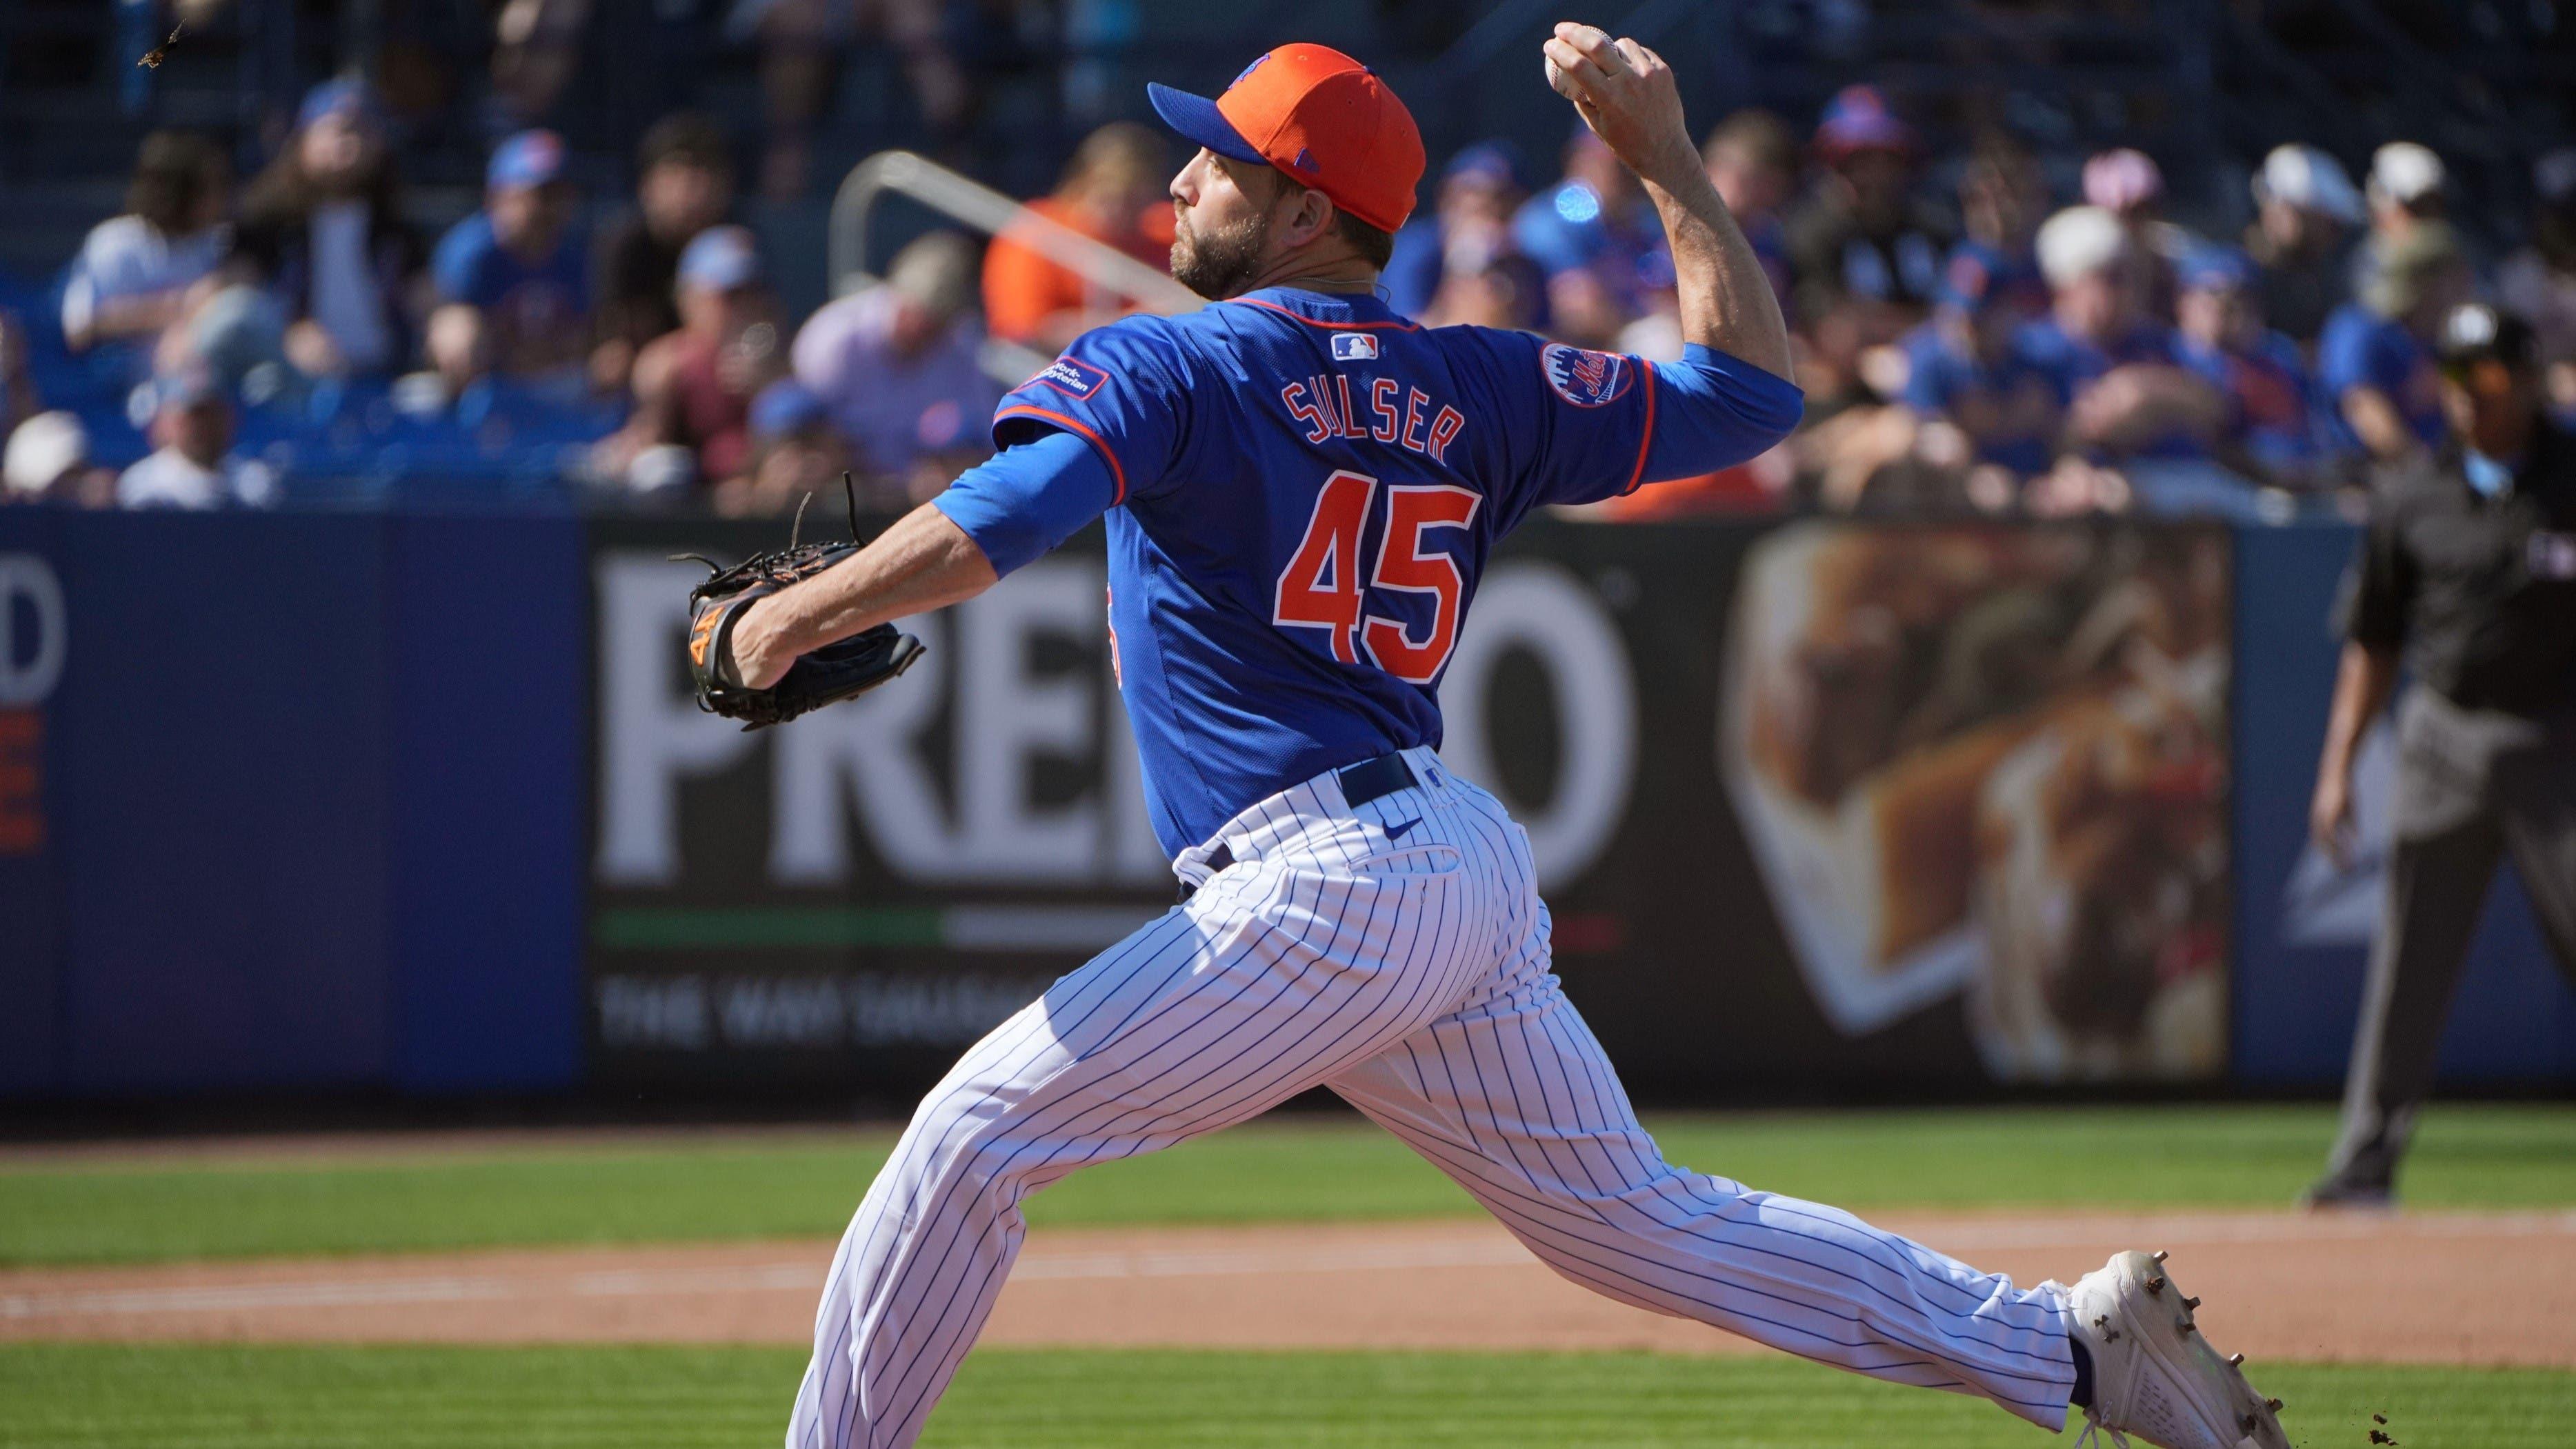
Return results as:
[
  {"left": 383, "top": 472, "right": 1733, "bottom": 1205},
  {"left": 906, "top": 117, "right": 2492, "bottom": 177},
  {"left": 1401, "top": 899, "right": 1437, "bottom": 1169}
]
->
[{"left": 1179, "top": 753, "right": 1420, "bottom": 901}]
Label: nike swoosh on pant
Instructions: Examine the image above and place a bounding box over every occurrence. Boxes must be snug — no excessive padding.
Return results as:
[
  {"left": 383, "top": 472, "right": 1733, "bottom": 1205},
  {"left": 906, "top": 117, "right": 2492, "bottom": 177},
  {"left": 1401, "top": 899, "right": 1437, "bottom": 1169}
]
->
[{"left": 1386, "top": 817, "right": 1421, "bottom": 841}]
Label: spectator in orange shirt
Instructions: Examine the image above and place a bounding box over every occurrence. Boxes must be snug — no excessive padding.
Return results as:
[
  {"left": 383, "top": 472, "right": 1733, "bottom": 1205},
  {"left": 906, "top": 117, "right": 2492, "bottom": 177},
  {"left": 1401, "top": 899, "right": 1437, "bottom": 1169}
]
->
[{"left": 983, "top": 123, "right": 1175, "bottom": 351}]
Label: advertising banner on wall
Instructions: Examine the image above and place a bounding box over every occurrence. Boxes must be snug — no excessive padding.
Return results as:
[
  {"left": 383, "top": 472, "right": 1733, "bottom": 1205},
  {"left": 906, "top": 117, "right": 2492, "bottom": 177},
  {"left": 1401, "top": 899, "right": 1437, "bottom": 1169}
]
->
[
  {"left": 0, "top": 535, "right": 68, "bottom": 1092},
  {"left": 588, "top": 517, "right": 2233, "bottom": 1094}
]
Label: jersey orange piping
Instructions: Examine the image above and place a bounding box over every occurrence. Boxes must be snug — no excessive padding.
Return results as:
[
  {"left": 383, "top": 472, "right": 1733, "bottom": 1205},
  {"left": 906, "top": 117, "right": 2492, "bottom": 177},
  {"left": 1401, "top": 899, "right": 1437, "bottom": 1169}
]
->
[
  {"left": 1620, "top": 357, "right": 1659, "bottom": 495},
  {"left": 998, "top": 404, "right": 1130, "bottom": 505},
  {"left": 1232, "top": 297, "right": 1421, "bottom": 331}
]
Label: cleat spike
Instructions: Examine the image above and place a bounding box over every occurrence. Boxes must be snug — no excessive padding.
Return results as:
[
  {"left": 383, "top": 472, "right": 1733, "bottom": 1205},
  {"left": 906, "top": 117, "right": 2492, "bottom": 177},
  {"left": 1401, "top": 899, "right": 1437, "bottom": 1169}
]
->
[
  {"left": 2228, "top": 1353, "right": 2244, "bottom": 1367},
  {"left": 2144, "top": 1275, "right": 2166, "bottom": 1295},
  {"left": 2266, "top": 1398, "right": 2283, "bottom": 1413},
  {"left": 2184, "top": 1296, "right": 2201, "bottom": 1310},
  {"left": 2153, "top": 1250, "right": 2169, "bottom": 1263},
  {"left": 2177, "top": 1320, "right": 2195, "bottom": 1335}
]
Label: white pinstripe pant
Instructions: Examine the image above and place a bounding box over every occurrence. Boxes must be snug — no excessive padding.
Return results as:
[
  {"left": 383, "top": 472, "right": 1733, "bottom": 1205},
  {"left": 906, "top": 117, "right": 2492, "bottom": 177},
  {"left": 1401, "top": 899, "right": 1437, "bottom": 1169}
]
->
[{"left": 787, "top": 749, "right": 2077, "bottom": 1448}]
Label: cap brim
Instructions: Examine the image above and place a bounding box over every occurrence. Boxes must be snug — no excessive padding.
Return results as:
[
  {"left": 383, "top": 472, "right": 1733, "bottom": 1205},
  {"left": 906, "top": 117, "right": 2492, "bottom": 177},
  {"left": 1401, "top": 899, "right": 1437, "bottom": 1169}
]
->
[
  {"left": 686, "top": 262, "right": 760, "bottom": 292},
  {"left": 1148, "top": 83, "right": 1266, "bottom": 166}
]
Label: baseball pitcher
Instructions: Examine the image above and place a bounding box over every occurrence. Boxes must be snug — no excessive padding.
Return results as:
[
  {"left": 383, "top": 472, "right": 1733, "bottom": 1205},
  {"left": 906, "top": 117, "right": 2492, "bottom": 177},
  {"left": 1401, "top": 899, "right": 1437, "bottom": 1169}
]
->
[{"left": 692, "top": 26, "right": 2290, "bottom": 1449}]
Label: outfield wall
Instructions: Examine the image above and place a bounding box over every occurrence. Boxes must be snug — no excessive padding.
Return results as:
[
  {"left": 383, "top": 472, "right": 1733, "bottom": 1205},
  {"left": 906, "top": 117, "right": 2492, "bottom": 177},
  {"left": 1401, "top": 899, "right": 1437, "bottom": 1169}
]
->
[{"left": 0, "top": 510, "right": 2566, "bottom": 1101}]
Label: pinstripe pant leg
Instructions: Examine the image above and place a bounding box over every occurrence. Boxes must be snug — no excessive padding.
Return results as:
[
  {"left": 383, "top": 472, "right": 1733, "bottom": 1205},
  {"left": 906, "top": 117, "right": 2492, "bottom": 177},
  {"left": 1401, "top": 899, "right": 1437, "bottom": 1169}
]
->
[
  {"left": 1329, "top": 936, "right": 2079, "bottom": 1432},
  {"left": 786, "top": 848, "right": 1486, "bottom": 1449}
]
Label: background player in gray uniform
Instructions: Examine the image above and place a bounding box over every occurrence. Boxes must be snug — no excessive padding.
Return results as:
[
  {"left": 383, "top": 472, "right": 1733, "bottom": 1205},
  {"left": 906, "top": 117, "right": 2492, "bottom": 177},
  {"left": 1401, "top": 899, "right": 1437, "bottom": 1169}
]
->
[{"left": 2308, "top": 303, "right": 2576, "bottom": 1206}]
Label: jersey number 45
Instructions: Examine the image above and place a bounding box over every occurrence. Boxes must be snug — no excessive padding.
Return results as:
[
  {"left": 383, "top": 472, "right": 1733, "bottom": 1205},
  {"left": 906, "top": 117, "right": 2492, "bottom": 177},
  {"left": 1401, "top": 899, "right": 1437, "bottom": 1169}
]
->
[{"left": 1273, "top": 468, "right": 1480, "bottom": 685}]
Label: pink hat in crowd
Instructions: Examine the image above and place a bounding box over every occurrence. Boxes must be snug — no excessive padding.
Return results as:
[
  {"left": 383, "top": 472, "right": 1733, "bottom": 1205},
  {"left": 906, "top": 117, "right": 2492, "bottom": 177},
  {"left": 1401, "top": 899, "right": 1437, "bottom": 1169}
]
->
[{"left": 2082, "top": 148, "right": 2164, "bottom": 214}]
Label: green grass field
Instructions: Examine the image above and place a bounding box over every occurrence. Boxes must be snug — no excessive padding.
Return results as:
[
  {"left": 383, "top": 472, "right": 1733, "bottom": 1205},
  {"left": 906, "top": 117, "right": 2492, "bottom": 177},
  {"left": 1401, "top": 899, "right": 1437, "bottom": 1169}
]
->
[
  {"left": 6, "top": 1103, "right": 2574, "bottom": 1268},
  {"left": 1, "top": 1344, "right": 2566, "bottom": 1449},
  {"left": 7, "top": 1105, "right": 2571, "bottom": 1448}
]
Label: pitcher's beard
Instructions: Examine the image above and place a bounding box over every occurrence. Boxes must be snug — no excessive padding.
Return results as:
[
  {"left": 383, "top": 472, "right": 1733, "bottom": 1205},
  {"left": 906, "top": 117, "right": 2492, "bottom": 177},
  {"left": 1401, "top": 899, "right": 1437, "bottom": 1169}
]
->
[{"left": 1171, "top": 210, "right": 1272, "bottom": 300}]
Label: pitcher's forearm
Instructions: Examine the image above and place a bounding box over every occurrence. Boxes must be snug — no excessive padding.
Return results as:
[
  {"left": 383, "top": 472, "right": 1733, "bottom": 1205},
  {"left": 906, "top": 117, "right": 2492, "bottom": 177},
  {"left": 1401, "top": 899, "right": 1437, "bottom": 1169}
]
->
[
  {"left": 1539, "top": 23, "right": 1790, "bottom": 382},
  {"left": 743, "top": 503, "right": 997, "bottom": 665},
  {"left": 1641, "top": 162, "right": 1792, "bottom": 382}
]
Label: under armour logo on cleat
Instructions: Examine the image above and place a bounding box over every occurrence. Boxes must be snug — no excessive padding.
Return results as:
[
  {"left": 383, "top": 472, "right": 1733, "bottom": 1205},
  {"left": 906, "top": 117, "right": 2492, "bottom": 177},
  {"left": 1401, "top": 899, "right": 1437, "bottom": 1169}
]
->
[{"left": 1386, "top": 817, "right": 1421, "bottom": 841}]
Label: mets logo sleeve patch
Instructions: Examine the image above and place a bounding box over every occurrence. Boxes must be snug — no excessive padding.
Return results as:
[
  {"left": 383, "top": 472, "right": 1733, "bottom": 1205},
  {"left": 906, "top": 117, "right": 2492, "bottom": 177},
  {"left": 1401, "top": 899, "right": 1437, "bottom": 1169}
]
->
[
  {"left": 1540, "top": 342, "right": 1633, "bottom": 407},
  {"left": 1457, "top": 330, "right": 1658, "bottom": 514}
]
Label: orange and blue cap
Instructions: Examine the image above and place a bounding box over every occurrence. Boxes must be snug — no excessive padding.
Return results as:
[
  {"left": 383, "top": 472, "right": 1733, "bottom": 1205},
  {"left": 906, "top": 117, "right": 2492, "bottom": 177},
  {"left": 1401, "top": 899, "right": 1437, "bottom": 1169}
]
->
[{"left": 1148, "top": 43, "right": 1425, "bottom": 233}]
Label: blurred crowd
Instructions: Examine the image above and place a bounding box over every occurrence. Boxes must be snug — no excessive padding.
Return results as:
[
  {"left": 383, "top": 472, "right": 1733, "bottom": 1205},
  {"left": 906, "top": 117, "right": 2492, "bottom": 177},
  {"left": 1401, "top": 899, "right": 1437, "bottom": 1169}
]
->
[
  {"left": 5, "top": 70, "right": 2575, "bottom": 523},
  {"left": 1421, "top": 88, "right": 2576, "bottom": 521}
]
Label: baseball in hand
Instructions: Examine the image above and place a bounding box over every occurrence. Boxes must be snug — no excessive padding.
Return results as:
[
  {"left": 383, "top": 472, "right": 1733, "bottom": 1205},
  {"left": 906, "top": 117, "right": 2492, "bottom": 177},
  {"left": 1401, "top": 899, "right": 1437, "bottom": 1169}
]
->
[{"left": 1543, "top": 23, "right": 1686, "bottom": 178}]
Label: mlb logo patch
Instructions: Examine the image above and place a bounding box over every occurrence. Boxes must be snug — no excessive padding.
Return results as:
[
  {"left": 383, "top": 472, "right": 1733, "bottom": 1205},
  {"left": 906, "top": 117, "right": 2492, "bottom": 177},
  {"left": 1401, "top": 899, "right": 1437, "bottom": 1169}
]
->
[
  {"left": 1032, "top": 357, "right": 1108, "bottom": 401},
  {"left": 1540, "top": 343, "right": 1630, "bottom": 407},
  {"left": 1330, "top": 333, "right": 1379, "bottom": 363}
]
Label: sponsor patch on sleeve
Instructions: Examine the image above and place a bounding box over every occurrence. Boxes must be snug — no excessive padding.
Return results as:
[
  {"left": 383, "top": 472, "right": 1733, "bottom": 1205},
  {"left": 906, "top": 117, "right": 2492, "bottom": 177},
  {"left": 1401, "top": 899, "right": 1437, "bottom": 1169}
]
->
[
  {"left": 1330, "top": 333, "right": 1379, "bottom": 362},
  {"left": 1031, "top": 356, "right": 1109, "bottom": 401},
  {"left": 1540, "top": 343, "right": 1631, "bottom": 407}
]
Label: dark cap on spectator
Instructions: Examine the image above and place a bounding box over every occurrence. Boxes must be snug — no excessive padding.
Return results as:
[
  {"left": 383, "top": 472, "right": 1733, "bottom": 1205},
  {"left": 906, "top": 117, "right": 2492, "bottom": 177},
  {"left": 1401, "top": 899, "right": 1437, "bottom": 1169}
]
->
[
  {"left": 639, "top": 112, "right": 732, "bottom": 176},
  {"left": 2434, "top": 303, "right": 2537, "bottom": 373},
  {"left": 154, "top": 368, "right": 225, "bottom": 414},
  {"left": 1813, "top": 86, "right": 1915, "bottom": 159},
  {"left": 750, "top": 379, "right": 828, "bottom": 441},
  {"left": 2535, "top": 148, "right": 2576, "bottom": 208},
  {"left": 488, "top": 130, "right": 567, "bottom": 190},
  {"left": 678, "top": 225, "right": 762, "bottom": 292},
  {"left": 1937, "top": 243, "right": 2041, "bottom": 312},
  {"left": 1443, "top": 141, "right": 1525, "bottom": 192},
  {"left": 2175, "top": 244, "right": 2257, "bottom": 293},
  {"left": 298, "top": 77, "right": 381, "bottom": 133}
]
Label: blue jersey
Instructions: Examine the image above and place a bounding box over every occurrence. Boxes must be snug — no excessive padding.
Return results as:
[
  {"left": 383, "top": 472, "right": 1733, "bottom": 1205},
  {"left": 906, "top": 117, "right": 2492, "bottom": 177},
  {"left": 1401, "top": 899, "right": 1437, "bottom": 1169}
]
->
[
  {"left": 2175, "top": 329, "right": 2324, "bottom": 470},
  {"left": 2015, "top": 317, "right": 2208, "bottom": 461},
  {"left": 935, "top": 286, "right": 1800, "bottom": 859},
  {"left": 2318, "top": 303, "right": 2446, "bottom": 450},
  {"left": 1899, "top": 323, "right": 2057, "bottom": 475},
  {"left": 432, "top": 212, "right": 589, "bottom": 334}
]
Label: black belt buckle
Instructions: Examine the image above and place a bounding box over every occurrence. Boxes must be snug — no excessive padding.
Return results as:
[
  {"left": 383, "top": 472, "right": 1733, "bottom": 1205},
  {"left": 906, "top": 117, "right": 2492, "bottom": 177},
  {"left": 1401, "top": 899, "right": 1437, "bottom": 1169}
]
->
[{"left": 1337, "top": 753, "right": 1417, "bottom": 809}]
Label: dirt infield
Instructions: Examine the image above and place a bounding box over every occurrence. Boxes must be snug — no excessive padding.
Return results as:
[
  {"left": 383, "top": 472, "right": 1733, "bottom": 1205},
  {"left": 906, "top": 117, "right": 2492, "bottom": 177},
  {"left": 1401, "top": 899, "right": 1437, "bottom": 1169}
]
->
[{"left": 6, "top": 1210, "right": 2570, "bottom": 1367}]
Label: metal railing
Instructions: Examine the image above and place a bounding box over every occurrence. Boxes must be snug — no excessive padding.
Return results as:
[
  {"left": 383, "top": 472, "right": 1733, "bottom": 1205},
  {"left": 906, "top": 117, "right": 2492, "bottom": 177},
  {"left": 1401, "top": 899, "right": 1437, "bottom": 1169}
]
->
[{"left": 826, "top": 149, "right": 1201, "bottom": 387}]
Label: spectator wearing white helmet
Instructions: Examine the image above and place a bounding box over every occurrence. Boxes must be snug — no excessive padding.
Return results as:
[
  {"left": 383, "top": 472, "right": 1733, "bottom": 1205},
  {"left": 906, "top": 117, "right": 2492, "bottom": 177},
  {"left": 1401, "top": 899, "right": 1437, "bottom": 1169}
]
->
[
  {"left": 2018, "top": 206, "right": 2226, "bottom": 472},
  {"left": 2367, "top": 141, "right": 2447, "bottom": 239},
  {"left": 3, "top": 412, "right": 113, "bottom": 508},
  {"left": 2353, "top": 141, "right": 2472, "bottom": 304},
  {"left": 2244, "top": 143, "right": 2364, "bottom": 346}
]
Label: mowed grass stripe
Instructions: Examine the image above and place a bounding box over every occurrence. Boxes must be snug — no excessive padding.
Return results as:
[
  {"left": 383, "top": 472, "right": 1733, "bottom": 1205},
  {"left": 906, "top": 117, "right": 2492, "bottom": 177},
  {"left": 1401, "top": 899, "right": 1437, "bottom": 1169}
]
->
[
  {"left": 1, "top": 1344, "right": 2568, "bottom": 1449},
  {"left": 3, "top": 1105, "right": 2573, "bottom": 1268}
]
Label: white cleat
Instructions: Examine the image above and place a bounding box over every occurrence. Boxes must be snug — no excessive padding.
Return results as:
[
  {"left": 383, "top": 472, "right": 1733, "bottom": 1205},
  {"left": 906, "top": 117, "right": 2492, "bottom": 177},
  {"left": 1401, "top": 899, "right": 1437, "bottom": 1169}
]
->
[{"left": 2057, "top": 1250, "right": 2290, "bottom": 1449}]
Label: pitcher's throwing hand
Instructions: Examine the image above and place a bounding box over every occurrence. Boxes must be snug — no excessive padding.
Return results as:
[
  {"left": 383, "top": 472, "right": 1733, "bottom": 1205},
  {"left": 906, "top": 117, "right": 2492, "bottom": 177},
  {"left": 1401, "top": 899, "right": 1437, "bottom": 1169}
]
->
[{"left": 1543, "top": 23, "right": 1693, "bottom": 183}]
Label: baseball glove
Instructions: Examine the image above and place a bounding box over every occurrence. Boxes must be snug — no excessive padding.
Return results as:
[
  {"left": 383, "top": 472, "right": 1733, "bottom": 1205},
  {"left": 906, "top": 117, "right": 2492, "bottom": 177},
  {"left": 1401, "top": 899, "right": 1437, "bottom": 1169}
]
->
[{"left": 683, "top": 477, "right": 926, "bottom": 730}]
